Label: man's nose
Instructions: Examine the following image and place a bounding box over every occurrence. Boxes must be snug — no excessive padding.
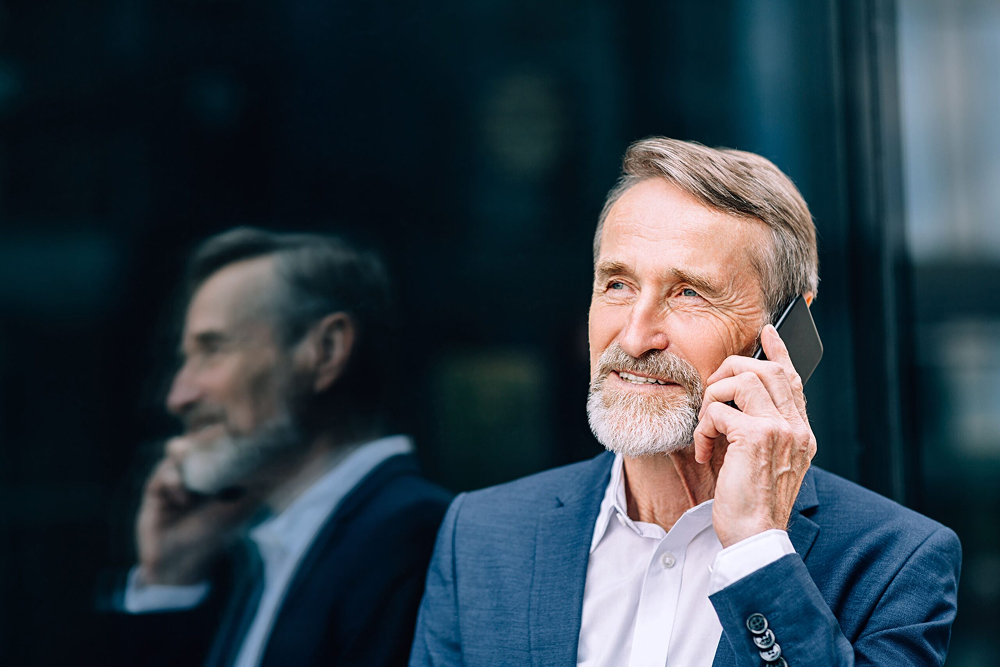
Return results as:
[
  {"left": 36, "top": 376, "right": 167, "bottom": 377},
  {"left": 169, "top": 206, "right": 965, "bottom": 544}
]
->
[
  {"left": 165, "top": 365, "right": 202, "bottom": 416},
  {"left": 618, "top": 298, "right": 670, "bottom": 359}
]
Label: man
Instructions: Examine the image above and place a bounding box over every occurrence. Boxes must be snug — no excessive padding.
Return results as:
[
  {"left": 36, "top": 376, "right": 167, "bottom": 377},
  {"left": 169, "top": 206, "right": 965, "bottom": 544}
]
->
[
  {"left": 410, "top": 138, "right": 961, "bottom": 666},
  {"left": 113, "top": 228, "right": 452, "bottom": 667}
]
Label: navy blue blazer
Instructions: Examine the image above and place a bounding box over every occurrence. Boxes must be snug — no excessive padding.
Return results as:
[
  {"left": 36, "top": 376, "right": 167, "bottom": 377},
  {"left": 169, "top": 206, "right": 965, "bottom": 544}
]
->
[
  {"left": 113, "top": 453, "right": 452, "bottom": 667},
  {"left": 410, "top": 451, "right": 961, "bottom": 666}
]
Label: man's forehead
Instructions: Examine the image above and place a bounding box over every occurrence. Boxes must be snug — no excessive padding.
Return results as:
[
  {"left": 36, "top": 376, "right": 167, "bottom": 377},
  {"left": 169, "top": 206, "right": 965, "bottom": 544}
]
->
[
  {"left": 598, "top": 179, "right": 767, "bottom": 287},
  {"left": 184, "top": 257, "right": 279, "bottom": 335},
  {"left": 604, "top": 180, "right": 761, "bottom": 245}
]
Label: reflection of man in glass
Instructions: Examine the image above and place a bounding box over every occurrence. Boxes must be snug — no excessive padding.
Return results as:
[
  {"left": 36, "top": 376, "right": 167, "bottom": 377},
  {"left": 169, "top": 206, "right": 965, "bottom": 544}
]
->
[
  {"left": 116, "top": 228, "right": 451, "bottom": 667},
  {"left": 411, "top": 138, "right": 961, "bottom": 666}
]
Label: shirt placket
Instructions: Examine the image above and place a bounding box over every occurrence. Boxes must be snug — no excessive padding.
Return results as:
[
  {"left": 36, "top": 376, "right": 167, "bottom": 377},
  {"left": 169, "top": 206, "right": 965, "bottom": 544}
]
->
[
  {"left": 627, "top": 529, "right": 685, "bottom": 667},
  {"left": 625, "top": 504, "right": 714, "bottom": 667}
]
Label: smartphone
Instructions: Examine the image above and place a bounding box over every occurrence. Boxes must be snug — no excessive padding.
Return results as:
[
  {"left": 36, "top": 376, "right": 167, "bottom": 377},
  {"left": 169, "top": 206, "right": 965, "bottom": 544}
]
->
[{"left": 755, "top": 294, "right": 823, "bottom": 385}]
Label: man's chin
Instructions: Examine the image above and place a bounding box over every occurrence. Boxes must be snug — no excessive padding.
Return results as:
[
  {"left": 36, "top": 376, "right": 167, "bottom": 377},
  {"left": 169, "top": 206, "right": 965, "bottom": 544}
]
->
[
  {"left": 179, "top": 446, "right": 257, "bottom": 496},
  {"left": 587, "top": 397, "right": 699, "bottom": 459},
  {"left": 178, "top": 415, "right": 303, "bottom": 495},
  {"left": 180, "top": 464, "right": 239, "bottom": 496},
  {"left": 596, "top": 436, "right": 694, "bottom": 459}
]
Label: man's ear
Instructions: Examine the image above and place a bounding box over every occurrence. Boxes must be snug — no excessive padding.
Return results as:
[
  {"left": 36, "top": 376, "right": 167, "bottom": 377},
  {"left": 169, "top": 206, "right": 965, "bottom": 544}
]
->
[{"left": 303, "top": 312, "right": 355, "bottom": 394}]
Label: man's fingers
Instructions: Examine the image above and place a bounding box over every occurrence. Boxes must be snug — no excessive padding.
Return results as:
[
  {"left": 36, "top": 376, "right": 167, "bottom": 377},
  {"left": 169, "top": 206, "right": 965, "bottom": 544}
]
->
[
  {"left": 695, "top": 401, "right": 742, "bottom": 463},
  {"left": 166, "top": 435, "right": 193, "bottom": 462},
  {"left": 706, "top": 348, "right": 801, "bottom": 422},
  {"left": 759, "top": 325, "right": 808, "bottom": 418},
  {"left": 700, "top": 372, "right": 779, "bottom": 419},
  {"left": 759, "top": 324, "right": 791, "bottom": 366},
  {"left": 145, "top": 457, "right": 192, "bottom": 508}
]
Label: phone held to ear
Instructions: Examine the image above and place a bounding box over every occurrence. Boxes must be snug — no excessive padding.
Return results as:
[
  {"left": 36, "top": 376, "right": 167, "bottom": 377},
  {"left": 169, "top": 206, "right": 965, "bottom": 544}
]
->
[
  {"left": 753, "top": 294, "right": 823, "bottom": 385},
  {"left": 724, "top": 295, "right": 823, "bottom": 410}
]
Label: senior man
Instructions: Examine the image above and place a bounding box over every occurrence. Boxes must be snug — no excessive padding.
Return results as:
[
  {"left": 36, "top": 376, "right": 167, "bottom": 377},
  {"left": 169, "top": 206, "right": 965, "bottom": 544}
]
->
[
  {"left": 112, "top": 228, "right": 452, "bottom": 667},
  {"left": 410, "top": 138, "right": 960, "bottom": 666}
]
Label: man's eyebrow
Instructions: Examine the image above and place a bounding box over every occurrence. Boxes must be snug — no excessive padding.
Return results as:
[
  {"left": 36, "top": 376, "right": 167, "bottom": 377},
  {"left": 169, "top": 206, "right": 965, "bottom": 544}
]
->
[
  {"left": 595, "top": 261, "right": 726, "bottom": 298},
  {"left": 594, "top": 261, "right": 634, "bottom": 282},
  {"left": 195, "top": 330, "right": 228, "bottom": 345},
  {"left": 669, "top": 268, "right": 724, "bottom": 298},
  {"left": 178, "top": 330, "right": 229, "bottom": 357}
]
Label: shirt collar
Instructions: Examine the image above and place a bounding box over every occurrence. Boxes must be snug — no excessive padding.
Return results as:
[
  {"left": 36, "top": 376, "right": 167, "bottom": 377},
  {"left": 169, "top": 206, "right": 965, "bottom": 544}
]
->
[
  {"left": 250, "top": 435, "right": 414, "bottom": 562},
  {"left": 589, "top": 453, "right": 715, "bottom": 554}
]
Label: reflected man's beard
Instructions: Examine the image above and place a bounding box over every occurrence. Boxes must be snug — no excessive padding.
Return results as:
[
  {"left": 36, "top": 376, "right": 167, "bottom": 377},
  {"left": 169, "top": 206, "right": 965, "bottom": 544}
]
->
[
  {"left": 180, "top": 410, "right": 303, "bottom": 495},
  {"left": 586, "top": 343, "right": 705, "bottom": 458}
]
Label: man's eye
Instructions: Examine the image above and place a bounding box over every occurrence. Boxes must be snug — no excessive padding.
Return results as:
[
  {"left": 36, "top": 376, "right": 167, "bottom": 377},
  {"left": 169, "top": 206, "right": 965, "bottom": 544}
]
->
[
  {"left": 191, "top": 347, "right": 222, "bottom": 363},
  {"left": 609, "top": 281, "right": 626, "bottom": 290},
  {"left": 681, "top": 288, "right": 699, "bottom": 297}
]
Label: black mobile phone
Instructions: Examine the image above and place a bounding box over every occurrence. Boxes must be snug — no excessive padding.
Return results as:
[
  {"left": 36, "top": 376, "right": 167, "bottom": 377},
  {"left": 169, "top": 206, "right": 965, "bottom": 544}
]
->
[{"left": 755, "top": 294, "right": 823, "bottom": 385}]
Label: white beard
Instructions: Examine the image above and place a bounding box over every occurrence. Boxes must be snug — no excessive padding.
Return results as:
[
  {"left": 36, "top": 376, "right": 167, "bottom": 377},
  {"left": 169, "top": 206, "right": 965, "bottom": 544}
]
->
[
  {"left": 180, "top": 413, "right": 302, "bottom": 495},
  {"left": 586, "top": 344, "right": 704, "bottom": 458}
]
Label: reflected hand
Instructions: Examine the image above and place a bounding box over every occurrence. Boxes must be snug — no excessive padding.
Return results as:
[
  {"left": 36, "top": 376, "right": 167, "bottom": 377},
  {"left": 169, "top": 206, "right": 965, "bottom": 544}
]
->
[
  {"left": 694, "top": 324, "right": 817, "bottom": 549},
  {"left": 135, "top": 431, "right": 260, "bottom": 586}
]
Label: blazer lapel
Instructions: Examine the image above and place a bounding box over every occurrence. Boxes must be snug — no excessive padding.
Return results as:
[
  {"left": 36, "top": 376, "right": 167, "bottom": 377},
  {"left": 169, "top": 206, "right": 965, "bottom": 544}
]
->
[
  {"left": 711, "top": 467, "right": 821, "bottom": 667},
  {"left": 528, "top": 452, "right": 613, "bottom": 667},
  {"left": 712, "top": 636, "right": 738, "bottom": 667},
  {"left": 260, "top": 453, "right": 420, "bottom": 667},
  {"left": 787, "top": 467, "right": 820, "bottom": 559}
]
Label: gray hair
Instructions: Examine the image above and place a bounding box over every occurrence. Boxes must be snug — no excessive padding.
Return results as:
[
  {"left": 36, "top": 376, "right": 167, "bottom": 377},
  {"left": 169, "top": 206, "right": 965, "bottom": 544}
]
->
[
  {"left": 187, "top": 227, "right": 392, "bottom": 345},
  {"left": 185, "top": 227, "right": 394, "bottom": 426},
  {"left": 596, "top": 137, "right": 819, "bottom": 319}
]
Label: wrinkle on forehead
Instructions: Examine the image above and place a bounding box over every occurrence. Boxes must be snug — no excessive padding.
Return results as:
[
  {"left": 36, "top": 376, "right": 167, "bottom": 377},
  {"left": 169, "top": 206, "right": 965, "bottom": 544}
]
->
[{"left": 187, "top": 256, "right": 282, "bottom": 337}]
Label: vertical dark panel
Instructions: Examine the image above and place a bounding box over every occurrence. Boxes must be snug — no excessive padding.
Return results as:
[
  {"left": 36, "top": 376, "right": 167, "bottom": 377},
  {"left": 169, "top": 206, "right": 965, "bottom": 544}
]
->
[{"left": 835, "top": 0, "right": 918, "bottom": 504}]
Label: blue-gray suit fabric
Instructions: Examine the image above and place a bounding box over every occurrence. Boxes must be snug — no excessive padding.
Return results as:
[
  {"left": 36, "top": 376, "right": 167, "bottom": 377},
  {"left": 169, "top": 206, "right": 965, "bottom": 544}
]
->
[{"left": 410, "top": 451, "right": 960, "bottom": 666}]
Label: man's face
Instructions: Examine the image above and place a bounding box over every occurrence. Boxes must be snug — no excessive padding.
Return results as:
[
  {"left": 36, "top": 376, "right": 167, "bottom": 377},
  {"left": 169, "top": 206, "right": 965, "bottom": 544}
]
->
[
  {"left": 587, "top": 178, "right": 769, "bottom": 458},
  {"left": 166, "top": 256, "right": 303, "bottom": 494}
]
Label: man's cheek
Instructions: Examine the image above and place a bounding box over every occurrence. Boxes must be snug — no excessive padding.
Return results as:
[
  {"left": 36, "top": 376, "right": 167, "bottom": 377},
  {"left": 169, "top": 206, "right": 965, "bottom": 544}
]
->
[
  {"left": 681, "top": 323, "right": 740, "bottom": 375},
  {"left": 218, "top": 401, "right": 258, "bottom": 436}
]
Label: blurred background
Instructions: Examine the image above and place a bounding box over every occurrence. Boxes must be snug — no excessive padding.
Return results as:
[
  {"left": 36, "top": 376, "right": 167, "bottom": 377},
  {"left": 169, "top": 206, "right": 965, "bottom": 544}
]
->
[{"left": 0, "top": 0, "right": 995, "bottom": 664}]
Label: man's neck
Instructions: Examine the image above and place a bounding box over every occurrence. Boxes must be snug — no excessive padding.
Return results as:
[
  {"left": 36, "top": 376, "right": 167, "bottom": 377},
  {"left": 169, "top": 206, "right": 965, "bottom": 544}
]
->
[
  {"left": 258, "top": 430, "right": 381, "bottom": 514},
  {"left": 622, "top": 443, "right": 726, "bottom": 532}
]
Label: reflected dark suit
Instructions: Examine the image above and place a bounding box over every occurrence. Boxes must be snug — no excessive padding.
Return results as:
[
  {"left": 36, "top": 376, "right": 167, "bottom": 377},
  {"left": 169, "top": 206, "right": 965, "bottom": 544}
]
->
[{"left": 115, "top": 453, "right": 452, "bottom": 667}]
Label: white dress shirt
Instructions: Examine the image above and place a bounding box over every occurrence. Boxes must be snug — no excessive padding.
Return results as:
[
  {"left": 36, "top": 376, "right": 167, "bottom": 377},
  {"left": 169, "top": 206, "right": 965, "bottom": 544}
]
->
[
  {"left": 123, "top": 434, "right": 414, "bottom": 667},
  {"left": 577, "top": 454, "right": 795, "bottom": 667}
]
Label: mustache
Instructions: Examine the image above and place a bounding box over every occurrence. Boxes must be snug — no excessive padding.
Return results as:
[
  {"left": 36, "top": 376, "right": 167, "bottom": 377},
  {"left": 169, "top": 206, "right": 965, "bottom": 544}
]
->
[
  {"left": 179, "top": 405, "right": 228, "bottom": 433},
  {"left": 591, "top": 343, "right": 704, "bottom": 396}
]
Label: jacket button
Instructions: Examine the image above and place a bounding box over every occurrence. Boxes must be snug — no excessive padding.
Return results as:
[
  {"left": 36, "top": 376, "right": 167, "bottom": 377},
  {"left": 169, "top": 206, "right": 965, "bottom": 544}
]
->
[
  {"left": 759, "top": 642, "right": 782, "bottom": 662},
  {"left": 753, "top": 629, "right": 775, "bottom": 650},
  {"left": 746, "top": 613, "right": 768, "bottom": 635},
  {"left": 768, "top": 658, "right": 787, "bottom": 666}
]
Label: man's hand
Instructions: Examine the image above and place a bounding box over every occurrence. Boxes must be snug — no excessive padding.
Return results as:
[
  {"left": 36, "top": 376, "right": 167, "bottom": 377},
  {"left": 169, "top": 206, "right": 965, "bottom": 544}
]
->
[
  {"left": 694, "top": 324, "right": 817, "bottom": 549},
  {"left": 135, "top": 432, "right": 260, "bottom": 586}
]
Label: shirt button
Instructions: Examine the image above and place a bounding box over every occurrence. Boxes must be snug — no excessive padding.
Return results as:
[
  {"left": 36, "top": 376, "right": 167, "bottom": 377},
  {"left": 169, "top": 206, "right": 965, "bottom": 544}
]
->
[
  {"left": 759, "top": 642, "right": 781, "bottom": 662},
  {"left": 661, "top": 552, "right": 676, "bottom": 569},
  {"left": 616, "top": 513, "right": 627, "bottom": 527}
]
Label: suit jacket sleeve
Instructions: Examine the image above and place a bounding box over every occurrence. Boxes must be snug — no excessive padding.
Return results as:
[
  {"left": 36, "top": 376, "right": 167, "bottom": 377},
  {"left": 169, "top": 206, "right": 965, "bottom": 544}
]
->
[
  {"left": 410, "top": 493, "right": 467, "bottom": 667},
  {"left": 709, "top": 526, "right": 961, "bottom": 666},
  {"left": 98, "top": 568, "right": 229, "bottom": 667}
]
